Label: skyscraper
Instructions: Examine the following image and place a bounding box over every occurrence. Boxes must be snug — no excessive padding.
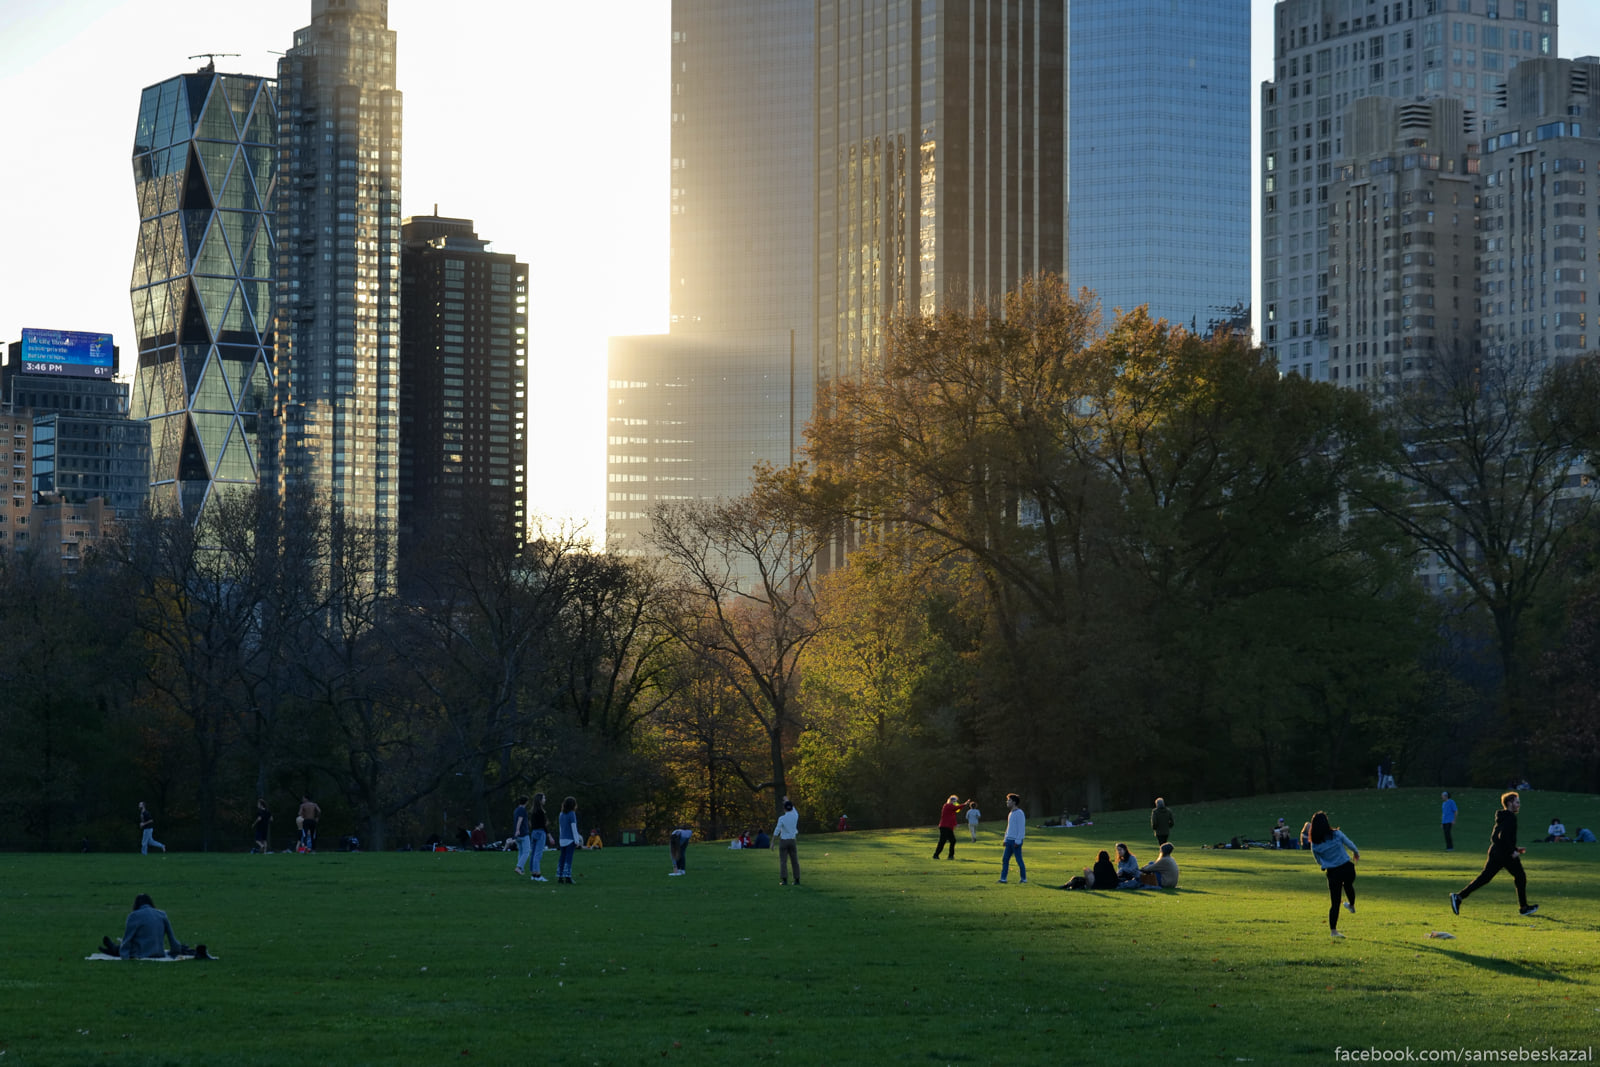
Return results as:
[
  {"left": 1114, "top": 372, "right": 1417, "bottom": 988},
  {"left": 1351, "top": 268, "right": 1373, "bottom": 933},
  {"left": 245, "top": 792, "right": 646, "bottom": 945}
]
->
[
  {"left": 1260, "top": 0, "right": 1558, "bottom": 380},
  {"left": 814, "top": 1, "right": 1067, "bottom": 382},
  {"left": 129, "top": 64, "right": 277, "bottom": 519},
  {"left": 606, "top": 0, "right": 813, "bottom": 558},
  {"left": 399, "top": 214, "right": 528, "bottom": 573},
  {"left": 1068, "top": 0, "right": 1251, "bottom": 330},
  {"left": 275, "top": 0, "right": 402, "bottom": 588}
]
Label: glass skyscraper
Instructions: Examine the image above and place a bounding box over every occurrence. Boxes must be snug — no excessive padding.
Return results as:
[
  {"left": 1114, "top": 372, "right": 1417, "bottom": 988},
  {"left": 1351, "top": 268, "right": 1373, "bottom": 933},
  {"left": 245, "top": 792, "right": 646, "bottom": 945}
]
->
[
  {"left": 275, "top": 0, "right": 402, "bottom": 589},
  {"left": 815, "top": 0, "right": 1068, "bottom": 382},
  {"left": 129, "top": 64, "right": 277, "bottom": 519},
  {"left": 1068, "top": 0, "right": 1250, "bottom": 331}
]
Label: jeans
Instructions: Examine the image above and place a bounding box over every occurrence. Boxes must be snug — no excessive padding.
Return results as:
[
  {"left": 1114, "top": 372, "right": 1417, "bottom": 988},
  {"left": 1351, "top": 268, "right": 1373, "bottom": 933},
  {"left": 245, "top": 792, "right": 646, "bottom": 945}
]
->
[
  {"left": 530, "top": 830, "right": 547, "bottom": 875},
  {"left": 515, "top": 834, "right": 532, "bottom": 872},
  {"left": 1001, "top": 839, "right": 1026, "bottom": 881},
  {"left": 559, "top": 842, "right": 576, "bottom": 879},
  {"left": 141, "top": 828, "right": 164, "bottom": 854}
]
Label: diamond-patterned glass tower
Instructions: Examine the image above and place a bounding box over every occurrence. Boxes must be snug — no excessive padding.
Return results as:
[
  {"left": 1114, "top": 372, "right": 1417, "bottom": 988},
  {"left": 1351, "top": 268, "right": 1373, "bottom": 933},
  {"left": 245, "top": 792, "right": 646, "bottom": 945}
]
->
[{"left": 129, "top": 65, "right": 278, "bottom": 520}]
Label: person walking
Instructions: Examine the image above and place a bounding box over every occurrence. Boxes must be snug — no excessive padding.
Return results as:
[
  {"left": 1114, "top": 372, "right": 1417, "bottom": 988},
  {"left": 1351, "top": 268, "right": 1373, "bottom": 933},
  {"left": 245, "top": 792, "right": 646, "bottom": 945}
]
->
[
  {"left": 775, "top": 797, "right": 801, "bottom": 885},
  {"left": 556, "top": 796, "right": 579, "bottom": 884},
  {"left": 512, "top": 796, "right": 531, "bottom": 875},
  {"left": 297, "top": 795, "right": 321, "bottom": 851},
  {"left": 1451, "top": 791, "right": 1538, "bottom": 917},
  {"left": 1440, "top": 791, "right": 1458, "bottom": 852},
  {"left": 252, "top": 798, "right": 272, "bottom": 853},
  {"left": 1150, "top": 798, "right": 1174, "bottom": 847},
  {"left": 998, "top": 793, "right": 1027, "bottom": 884},
  {"left": 966, "top": 800, "right": 982, "bottom": 842},
  {"left": 933, "top": 794, "right": 962, "bottom": 859},
  {"left": 138, "top": 802, "right": 165, "bottom": 854},
  {"left": 528, "top": 793, "right": 551, "bottom": 882},
  {"left": 1308, "top": 811, "right": 1360, "bottom": 939}
]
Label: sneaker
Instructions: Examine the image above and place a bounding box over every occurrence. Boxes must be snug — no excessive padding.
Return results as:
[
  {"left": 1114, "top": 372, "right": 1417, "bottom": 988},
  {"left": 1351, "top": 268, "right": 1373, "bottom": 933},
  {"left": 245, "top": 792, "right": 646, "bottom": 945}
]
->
[
  {"left": 1520, "top": 904, "right": 1539, "bottom": 916},
  {"left": 1449, "top": 892, "right": 1461, "bottom": 916},
  {"left": 514, "top": 868, "right": 524, "bottom": 876},
  {"left": 1020, "top": 878, "right": 1028, "bottom": 884},
  {"left": 1330, "top": 929, "right": 1345, "bottom": 939},
  {"left": 997, "top": 879, "right": 1007, "bottom": 884},
  {"left": 1343, "top": 901, "right": 1355, "bottom": 914},
  {"left": 531, "top": 875, "right": 547, "bottom": 882},
  {"left": 780, "top": 880, "right": 787, "bottom": 885}
]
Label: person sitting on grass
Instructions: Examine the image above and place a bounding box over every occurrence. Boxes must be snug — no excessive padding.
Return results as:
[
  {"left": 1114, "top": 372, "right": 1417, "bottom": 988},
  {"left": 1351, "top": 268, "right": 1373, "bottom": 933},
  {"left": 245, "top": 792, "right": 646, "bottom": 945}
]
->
[
  {"left": 1272, "top": 818, "right": 1295, "bottom": 848},
  {"left": 585, "top": 828, "right": 604, "bottom": 850},
  {"left": 112, "top": 893, "right": 185, "bottom": 959},
  {"left": 1140, "top": 842, "right": 1180, "bottom": 888},
  {"left": 1541, "top": 817, "right": 1566, "bottom": 843},
  {"left": 1114, "top": 842, "right": 1141, "bottom": 888},
  {"left": 1086, "top": 849, "right": 1119, "bottom": 889}
]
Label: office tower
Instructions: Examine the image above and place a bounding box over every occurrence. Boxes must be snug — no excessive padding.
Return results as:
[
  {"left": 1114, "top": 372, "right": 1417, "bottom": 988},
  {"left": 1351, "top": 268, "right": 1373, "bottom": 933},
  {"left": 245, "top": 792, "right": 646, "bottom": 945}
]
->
[
  {"left": 129, "top": 63, "right": 277, "bottom": 519},
  {"left": 1328, "top": 96, "right": 1479, "bottom": 393},
  {"left": 398, "top": 214, "right": 528, "bottom": 573},
  {"left": 606, "top": 0, "right": 813, "bottom": 558},
  {"left": 1261, "top": 0, "right": 1557, "bottom": 380},
  {"left": 1068, "top": 1, "right": 1251, "bottom": 331},
  {"left": 815, "top": 1, "right": 1067, "bottom": 384},
  {"left": 275, "top": 0, "right": 402, "bottom": 589},
  {"left": 1478, "top": 56, "right": 1600, "bottom": 365}
]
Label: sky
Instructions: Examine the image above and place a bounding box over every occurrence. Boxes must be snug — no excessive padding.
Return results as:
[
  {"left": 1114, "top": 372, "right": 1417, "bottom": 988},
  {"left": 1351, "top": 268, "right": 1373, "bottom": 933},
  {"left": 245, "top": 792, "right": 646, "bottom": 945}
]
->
[{"left": 2, "top": 1, "right": 1598, "bottom": 542}]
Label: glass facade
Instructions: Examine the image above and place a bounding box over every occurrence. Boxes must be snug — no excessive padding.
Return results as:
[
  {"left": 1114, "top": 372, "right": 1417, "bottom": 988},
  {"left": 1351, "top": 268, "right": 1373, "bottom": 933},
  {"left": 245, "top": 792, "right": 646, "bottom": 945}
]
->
[
  {"left": 1068, "top": 0, "right": 1250, "bottom": 331},
  {"left": 815, "top": 0, "right": 1067, "bottom": 382},
  {"left": 129, "top": 67, "right": 277, "bottom": 520},
  {"left": 275, "top": 0, "right": 402, "bottom": 589}
]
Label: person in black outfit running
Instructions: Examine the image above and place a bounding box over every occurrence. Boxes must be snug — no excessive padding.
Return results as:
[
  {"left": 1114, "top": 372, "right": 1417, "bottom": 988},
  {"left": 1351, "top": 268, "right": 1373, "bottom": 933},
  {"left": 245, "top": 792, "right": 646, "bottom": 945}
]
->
[{"left": 1451, "top": 791, "right": 1538, "bottom": 917}]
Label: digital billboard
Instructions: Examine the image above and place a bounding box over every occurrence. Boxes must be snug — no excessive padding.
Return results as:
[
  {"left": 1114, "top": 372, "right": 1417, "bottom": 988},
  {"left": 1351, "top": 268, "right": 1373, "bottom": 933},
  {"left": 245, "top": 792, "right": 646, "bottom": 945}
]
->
[{"left": 18, "top": 328, "right": 116, "bottom": 379}]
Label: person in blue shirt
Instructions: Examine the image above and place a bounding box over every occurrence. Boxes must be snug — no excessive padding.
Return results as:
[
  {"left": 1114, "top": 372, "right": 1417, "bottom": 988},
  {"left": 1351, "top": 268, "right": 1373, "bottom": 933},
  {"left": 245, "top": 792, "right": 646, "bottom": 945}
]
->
[
  {"left": 1309, "top": 811, "right": 1360, "bottom": 939},
  {"left": 1441, "top": 791, "right": 1458, "bottom": 851},
  {"left": 557, "top": 796, "right": 580, "bottom": 884}
]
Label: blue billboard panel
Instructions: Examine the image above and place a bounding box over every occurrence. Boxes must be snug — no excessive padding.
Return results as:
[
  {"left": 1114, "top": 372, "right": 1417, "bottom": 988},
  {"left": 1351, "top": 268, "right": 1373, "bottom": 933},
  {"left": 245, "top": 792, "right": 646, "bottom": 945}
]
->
[{"left": 19, "top": 328, "right": 116, "bottom": 378}]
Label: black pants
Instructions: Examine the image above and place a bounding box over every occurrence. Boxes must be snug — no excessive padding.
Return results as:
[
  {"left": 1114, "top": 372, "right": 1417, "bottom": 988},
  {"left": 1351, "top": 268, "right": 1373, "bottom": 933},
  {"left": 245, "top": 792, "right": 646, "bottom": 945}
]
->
[
  {"left": 1443, "top": 822, "right": 1454, "bottom": 850},
  {"left": 1325, "top": 861, "right": 1356, "bottom": 930},
  {"left": 934, "top": 826, "right": 957, "bottom": 858},
  {"left": 1155, "top": 833, "right": 1169, "bottom": 846},
  {"left": 778, "top": 838, "right": 800, "bottom": 883},
  {"left": 1459, "top": 853, "right": 1527, "bottom": 908}
]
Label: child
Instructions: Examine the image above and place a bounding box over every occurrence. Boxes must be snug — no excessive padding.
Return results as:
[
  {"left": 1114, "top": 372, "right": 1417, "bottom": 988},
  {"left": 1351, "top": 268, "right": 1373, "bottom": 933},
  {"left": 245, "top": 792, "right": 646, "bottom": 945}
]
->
[
  {"left": 1309, "top": 811, "right": 1359, "bottom": 939},
  {"left": 1451, "top": 791, "right": 1537, "bottom": 917}
]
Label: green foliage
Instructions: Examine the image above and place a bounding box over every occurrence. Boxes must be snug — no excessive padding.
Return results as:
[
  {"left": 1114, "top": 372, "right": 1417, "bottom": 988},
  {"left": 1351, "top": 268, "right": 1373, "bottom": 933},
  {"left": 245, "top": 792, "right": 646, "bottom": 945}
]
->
[{"left": 2, "top": 788, "right": 1596, "bottom": 1065}]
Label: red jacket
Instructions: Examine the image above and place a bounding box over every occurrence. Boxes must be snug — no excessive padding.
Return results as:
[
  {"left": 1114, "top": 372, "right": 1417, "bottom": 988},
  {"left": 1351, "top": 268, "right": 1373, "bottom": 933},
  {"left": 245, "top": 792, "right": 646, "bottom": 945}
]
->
[{"left": 939, "top": 802, "right": 960, "bottom": 829}]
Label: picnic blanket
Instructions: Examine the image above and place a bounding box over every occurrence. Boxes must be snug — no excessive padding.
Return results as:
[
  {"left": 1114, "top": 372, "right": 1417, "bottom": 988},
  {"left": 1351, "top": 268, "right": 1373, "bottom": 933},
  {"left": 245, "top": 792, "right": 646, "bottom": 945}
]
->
[{"left": 86, "top": 950, "right": 216, "bottom": 962}]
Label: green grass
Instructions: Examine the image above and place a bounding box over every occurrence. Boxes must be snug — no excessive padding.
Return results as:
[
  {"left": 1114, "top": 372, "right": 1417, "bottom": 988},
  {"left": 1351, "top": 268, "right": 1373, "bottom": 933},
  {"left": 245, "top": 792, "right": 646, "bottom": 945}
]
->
[{"left": 2, "top": 787, "right": 1597, "bottom": 1065}]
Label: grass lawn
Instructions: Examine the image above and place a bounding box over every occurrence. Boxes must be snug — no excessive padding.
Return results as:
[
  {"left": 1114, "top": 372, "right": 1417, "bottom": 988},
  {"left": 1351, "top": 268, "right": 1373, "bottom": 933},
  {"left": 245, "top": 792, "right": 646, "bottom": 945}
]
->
[{"left": 1, "top": 787, "right": 1596, "bottom": 1066}]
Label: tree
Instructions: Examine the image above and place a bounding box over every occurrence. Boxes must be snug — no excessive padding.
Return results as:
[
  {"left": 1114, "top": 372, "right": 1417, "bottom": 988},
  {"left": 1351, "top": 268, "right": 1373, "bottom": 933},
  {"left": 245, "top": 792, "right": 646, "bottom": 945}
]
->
[{"left": 647, "top": 484, "right": 826, "bottom": 819}]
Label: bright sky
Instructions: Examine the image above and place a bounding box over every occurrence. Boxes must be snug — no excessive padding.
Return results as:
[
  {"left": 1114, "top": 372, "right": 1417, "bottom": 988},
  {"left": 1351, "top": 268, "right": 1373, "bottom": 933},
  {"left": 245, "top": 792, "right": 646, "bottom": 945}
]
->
[{"left": 1, "top": 2, "right": 1597, "bottom": 541}]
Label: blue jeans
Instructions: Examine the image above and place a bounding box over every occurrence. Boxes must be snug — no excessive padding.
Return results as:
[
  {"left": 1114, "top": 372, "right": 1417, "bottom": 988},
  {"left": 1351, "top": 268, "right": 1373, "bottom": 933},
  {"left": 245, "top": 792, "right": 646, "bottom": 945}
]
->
[
  {"left": 141, "top": 828, "right": 164, "bottom": 854},
  {"left": 1001, "top": 840, "right": 1025, "bottom": 881},
  {"left": 559, "top": 843, "right": 576, "bottom": 879},
  {"left": 515, "top": 834, "right": 531, "bottom": 871},
  {"left": 529, "top": 830, "right": 547, "bottom": 875}
]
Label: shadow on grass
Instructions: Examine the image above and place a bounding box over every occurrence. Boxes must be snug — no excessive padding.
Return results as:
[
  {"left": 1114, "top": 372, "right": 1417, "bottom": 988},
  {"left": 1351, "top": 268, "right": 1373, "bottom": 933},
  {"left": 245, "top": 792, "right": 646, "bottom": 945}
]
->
[{"left": 1409, "top": 942, "right": 1577, "bottom": 982}]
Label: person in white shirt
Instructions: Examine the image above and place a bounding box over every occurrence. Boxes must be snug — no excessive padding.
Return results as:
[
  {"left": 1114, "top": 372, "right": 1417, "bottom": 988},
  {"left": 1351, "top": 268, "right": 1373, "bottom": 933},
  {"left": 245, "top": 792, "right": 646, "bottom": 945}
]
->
[
  {"left": 774, "top": 798, "right": 801, "bottom": 885},
  {"left": 999, "top": 793, "right": 1027, "bottom": 884},
  {"left": 966, "top": 801, "right": 982, "bottom": 842}
]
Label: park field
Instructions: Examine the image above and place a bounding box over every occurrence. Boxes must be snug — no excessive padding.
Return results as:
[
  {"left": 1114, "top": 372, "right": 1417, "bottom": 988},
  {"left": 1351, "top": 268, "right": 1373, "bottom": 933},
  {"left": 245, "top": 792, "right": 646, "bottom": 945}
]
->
[{"left": 1, "top": 787, "right": 1596, "bottom": 1066}]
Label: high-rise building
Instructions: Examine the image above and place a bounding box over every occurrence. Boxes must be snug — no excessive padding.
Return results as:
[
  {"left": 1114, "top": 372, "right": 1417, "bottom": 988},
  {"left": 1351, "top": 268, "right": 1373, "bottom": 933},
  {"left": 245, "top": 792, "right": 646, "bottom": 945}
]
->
[
  {"left": 815, "top": 0, "right": 1067, "bottom": 382},
  {"left": 1478, "top": 56, "right": 1600, "bottom": 365},
  {"left": 398, "top": 214, "right": 528, "bottom": 573},
  {"left": 606, "top": 0, "right": 813, "bottom": 558},
  {"left": 1068, "top": 1, "right": 1251, "bottom": 330},
  {"left": 129, "top": 64, "right": 277, "bottom": 519},
  {"left": 1329, "top": 95, "right": 1480, "bottom": 394},
  {"left": 275, "top": 0, "right": 402, "bottom": 588},
  {"left": 1261, "top": 0, "right": 1557, "bottom": 380}
]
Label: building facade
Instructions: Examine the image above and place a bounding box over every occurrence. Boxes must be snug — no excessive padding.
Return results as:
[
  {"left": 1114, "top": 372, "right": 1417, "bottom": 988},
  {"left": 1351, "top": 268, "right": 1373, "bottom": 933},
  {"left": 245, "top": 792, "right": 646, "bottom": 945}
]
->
[
  {"left": 275, "top": 0, "right": 403, "bottom": 588},
  {"left": 129, "top": 64, "right": 277, "bottom": 519},
  {"left": 1478, "top": 56, "right": 1600, "bottom": 365},
  {"left": 815, "top": 0, "right": 1067, "bottom": 384},
  {"left": 398, "top": 215, "right": 528, "bottom": 574},
  {"left": 1068, "top": 0, "right": 1251, "bottom": 330},
  {"left": 1261, "top": 0, "right": 1557, "bottom": 379},
  {"left": 1329, "top": 95, "right": 1480, "bottom": 393},
  {"left": 606, "top": 0, "right": 814, "bottom": 559},
  {"left": 0, "top": 408, "right": 33, "bottom": 558}
]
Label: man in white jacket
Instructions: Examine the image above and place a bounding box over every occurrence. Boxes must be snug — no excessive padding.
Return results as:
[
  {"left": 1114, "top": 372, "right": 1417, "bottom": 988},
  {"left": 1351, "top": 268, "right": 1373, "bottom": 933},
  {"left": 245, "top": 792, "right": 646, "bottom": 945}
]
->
[
  {"left": 775, "top": 798, "right": 801, "bottom": 885},
  {"left": 999, "top": 793, "right": 1027, "bottom": 884}
]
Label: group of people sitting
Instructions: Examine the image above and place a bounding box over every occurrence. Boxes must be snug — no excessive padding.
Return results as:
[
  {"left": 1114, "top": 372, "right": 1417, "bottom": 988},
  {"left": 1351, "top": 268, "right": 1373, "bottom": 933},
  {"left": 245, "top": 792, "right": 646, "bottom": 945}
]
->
[
  {"left": 726, "top": 828, "right": 772, "bottom": 849},
  {"left": 1066, "top": 841, "right": 1179, "bottom": 890},
  {"left": 1539, "top": 817, "right": 1597, "bottom": 843}
]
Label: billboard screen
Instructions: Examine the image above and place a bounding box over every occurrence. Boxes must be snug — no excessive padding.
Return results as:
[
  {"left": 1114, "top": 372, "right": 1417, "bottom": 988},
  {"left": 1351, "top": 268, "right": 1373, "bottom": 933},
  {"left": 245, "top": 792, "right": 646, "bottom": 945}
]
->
[{"left": 18, "top": 328, "right": 116, "bottom": 378}]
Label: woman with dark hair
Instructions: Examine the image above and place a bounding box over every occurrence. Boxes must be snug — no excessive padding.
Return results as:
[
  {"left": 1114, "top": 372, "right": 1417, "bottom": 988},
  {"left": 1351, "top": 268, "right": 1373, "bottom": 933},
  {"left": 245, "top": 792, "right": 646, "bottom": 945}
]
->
[
  {"left": 116, "top": 893, "right": 185, "bottom": 958},
  {"left": 1309, "top": 810, "right": 1360, "bottom": 939},
  {"left": 1086, "top": 849, "right": 1119, "bottom": 889},
  {"left": 1114, "top": 842, "right": 1140, "bottom": 888},
  {"left": 529, "top": 793, "right": 550, "bottom": 883},
  {"left": 557, "top": 796, "right": 579, "bottom": 884}
]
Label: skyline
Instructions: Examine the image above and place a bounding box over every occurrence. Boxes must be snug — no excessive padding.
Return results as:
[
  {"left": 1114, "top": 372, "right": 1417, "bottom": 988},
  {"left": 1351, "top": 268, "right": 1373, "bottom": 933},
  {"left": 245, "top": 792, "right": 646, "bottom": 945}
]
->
[{"left": 3, "top": 1, "right": 1599, "bottom": 540}]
